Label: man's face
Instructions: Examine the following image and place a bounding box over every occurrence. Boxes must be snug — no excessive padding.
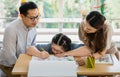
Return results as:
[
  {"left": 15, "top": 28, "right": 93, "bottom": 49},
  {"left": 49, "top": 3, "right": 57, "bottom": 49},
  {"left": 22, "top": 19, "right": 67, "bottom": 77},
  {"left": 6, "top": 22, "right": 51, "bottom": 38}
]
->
[{"left": 21, "top": 8, "right": 40, "bottom": 28}]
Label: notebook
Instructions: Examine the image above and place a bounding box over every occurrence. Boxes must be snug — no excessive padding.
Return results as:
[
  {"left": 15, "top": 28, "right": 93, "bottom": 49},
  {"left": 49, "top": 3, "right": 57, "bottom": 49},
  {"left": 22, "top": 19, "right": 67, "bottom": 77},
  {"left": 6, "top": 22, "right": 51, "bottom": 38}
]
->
[{"left": 95, "top": 54, "right": 114, "bottom": 65}]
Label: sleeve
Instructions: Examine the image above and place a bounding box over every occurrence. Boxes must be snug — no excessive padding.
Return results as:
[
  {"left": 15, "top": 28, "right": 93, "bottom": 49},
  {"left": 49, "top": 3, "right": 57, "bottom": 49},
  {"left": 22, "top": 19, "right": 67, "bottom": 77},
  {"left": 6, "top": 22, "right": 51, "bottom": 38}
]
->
[
  {"left": 35, "top": 44, "right": 53, "bottom": 54},
  {"left": 31, "top": 28, "right": 37, "bottom": 46},
  {"left": 31, "top": 33, "right": 37, "bottom": 46},
  {"left": 106, "top": 24, "right": 113, "bottom": 50},
  {"left": 35, "top": 44, "right": 43, "bottom": 51},
  {"left": 0, "top": 26, "right": 17, "bottom": 66},
  {"left": 78, "top": 22, "right": 85, "bottom": 43}
]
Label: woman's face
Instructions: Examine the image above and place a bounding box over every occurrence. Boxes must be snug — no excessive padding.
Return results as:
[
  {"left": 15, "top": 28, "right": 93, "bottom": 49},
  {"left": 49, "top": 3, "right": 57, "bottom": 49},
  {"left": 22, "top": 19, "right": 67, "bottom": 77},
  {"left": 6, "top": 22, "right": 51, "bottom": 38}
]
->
[
  {"left": 51, "top": 43, "right": 64, "bottom": 55},
  {"left": 83, "top": 21, "right": 97, "bottom": 33}
]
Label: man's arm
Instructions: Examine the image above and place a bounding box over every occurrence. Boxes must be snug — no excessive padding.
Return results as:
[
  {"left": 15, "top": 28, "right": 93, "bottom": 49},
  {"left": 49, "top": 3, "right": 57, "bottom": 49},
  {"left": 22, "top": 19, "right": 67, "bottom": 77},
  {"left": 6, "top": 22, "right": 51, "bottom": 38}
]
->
[{"left": 1, "top": 26, "right": 17, "bottom": 66}]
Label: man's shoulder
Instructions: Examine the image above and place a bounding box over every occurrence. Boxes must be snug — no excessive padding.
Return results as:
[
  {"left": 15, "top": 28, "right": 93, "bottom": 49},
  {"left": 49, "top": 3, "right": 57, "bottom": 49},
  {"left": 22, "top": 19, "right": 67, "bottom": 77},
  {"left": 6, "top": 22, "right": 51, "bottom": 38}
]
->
[
  {"left": 7, "top": 18, "right": 21, "bottom": 27},
  {"left": 5, "top": 18, "right": 21, "bottom": 30}
]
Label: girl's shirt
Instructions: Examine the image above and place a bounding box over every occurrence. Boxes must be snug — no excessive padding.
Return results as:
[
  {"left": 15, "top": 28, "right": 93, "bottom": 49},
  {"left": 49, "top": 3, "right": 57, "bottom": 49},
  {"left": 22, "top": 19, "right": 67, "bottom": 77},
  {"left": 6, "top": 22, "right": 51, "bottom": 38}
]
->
[{"left": 35, "top": 43, "right": 84, "bottom": 54}]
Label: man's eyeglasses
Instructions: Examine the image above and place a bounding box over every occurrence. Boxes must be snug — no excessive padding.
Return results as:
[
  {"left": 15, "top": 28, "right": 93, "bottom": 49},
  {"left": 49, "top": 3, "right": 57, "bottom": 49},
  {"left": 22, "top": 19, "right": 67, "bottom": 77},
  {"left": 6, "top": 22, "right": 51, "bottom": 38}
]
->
[{"left": 26, "top": 15, "right": 40, "bottom": 21}]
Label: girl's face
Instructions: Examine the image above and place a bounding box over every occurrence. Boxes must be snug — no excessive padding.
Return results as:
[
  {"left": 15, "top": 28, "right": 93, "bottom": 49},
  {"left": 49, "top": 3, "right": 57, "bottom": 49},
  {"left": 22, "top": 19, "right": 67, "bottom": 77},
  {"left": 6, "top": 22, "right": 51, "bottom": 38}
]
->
[
  {"left": 51, "top": 43, "right": 64, "bottom": 55},
  {"left": 83, "top": 21, "right": 97, "bottom": 33}
]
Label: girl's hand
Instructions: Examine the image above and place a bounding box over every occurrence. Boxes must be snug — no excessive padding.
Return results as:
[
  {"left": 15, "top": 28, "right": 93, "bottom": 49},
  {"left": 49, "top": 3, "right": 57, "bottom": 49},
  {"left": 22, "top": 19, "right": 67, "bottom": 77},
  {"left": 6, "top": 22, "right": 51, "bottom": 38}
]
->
[{"left": 40, "top": 51, "right": 50, "bottom": 59}]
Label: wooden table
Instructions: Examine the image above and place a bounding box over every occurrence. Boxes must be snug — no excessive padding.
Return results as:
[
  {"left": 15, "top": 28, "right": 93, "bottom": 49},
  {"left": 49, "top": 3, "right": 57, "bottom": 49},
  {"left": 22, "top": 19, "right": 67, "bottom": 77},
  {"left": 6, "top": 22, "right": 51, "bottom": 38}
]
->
[
  {"left": 12, "top": 54, "right": 31, "bottom": 77},
  {"left": 12, "top": 54, "right": 120, "bottom": 77}
]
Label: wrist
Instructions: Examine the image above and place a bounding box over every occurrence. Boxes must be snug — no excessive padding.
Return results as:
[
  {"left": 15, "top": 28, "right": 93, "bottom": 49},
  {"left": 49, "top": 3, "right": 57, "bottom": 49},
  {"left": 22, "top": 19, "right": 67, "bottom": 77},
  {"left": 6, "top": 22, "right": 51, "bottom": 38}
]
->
[
  {"left": 64, "top": 52, "right": 68, "bottom": 57},
  {"left": 38, "top": 52, "right": 43, "bottom": 58}
]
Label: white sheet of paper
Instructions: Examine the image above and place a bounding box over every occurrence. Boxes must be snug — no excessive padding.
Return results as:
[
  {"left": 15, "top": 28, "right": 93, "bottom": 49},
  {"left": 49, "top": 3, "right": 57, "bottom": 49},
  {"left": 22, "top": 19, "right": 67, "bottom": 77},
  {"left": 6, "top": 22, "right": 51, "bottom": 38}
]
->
[
  {"left": 28, "top": 55, "right": 77, "bottom": 77},
  {"left": 31, "top": 55, "right": 75, "bottom": 61}
]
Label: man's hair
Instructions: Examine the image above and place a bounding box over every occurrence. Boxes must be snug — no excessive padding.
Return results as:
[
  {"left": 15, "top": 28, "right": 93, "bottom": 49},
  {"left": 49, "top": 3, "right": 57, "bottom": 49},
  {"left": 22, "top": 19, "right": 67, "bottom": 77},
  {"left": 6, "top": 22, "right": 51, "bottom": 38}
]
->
[{"left": 19, "top": 1, "right": 38, "bottom": 16}]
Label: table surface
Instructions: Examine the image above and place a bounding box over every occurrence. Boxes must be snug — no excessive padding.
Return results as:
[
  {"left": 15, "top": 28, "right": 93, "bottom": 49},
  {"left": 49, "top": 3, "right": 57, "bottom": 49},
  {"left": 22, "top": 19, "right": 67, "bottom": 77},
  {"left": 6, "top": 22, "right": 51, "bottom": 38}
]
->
[{"left": 12, "top": 54, "right": 120, "bottom": 76}]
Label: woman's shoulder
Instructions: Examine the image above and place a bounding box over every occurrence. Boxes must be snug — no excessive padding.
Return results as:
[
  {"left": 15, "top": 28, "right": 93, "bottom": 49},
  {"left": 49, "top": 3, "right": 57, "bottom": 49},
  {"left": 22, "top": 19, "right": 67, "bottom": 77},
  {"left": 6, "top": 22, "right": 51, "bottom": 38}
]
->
[
  {"left": 80, "top": 21, "right": 84, "bottom": 27},
  {"left": 104, "top": 21, "right": 113, "bottom": 32}
]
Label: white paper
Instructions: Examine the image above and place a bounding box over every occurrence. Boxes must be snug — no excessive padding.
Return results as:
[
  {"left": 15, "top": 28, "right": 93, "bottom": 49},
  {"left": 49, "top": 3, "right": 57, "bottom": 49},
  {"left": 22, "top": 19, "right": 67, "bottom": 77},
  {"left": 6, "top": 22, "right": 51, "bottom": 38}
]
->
[
  {"left": 28, "top": 55, "right": 77, "bottom": 77},
  {"left": 32, "top": 55, "right": 75, "bottom": 61}
]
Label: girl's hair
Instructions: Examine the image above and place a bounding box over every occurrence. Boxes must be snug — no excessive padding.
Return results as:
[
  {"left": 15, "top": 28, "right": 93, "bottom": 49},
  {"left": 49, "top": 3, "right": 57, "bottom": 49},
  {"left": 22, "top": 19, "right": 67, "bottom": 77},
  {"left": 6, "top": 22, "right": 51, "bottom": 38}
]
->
[
  {"left": 85, "top": 11, "right": 107, "bottom": 53},
  {"left": 51, "top": 33, "right": 71, "bottom": 51}
]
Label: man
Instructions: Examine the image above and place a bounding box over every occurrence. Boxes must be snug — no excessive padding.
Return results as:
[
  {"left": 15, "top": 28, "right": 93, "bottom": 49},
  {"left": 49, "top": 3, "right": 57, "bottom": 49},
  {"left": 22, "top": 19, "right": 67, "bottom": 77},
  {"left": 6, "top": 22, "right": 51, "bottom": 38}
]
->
[{"left": 0, "top": 1, "right": 49, "bottom": 77}]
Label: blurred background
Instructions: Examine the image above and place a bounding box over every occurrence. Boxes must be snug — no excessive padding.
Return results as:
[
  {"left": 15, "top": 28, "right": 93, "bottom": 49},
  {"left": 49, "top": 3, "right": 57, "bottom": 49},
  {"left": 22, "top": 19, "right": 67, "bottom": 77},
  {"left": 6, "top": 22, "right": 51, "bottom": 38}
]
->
[{"left": 0, "top": 0, "right": 120, "bottom": 49}]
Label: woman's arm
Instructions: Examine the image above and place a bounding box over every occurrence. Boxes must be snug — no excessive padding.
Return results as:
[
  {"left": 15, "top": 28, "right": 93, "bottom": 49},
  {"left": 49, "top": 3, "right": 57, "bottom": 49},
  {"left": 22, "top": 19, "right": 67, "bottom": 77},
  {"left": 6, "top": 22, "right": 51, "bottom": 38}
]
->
[
  {"left": 26, "top": 46, "right": 50, "bottom": 59},
  {"left": 93, "top": 49, "right": 106, "bottom": 59},
  {"left": 66, "top": 46, "right": 91, "bottom": 56},
  {"left": 56, "top": 45, "right": 106, "bottom": 59},
  {"left": 56, "top": 46, "right": 91, "bottom": 57}
]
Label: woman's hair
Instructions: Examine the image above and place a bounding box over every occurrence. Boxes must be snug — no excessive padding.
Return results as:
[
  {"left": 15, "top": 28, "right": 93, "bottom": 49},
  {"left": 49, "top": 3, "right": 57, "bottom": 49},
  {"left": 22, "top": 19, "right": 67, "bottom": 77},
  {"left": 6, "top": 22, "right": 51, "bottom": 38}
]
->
[
  {"left": 51, "top": 33, "right": 71, "bottom": 51},
  {"left": 86, "top": 11, "right": 106, "bottom": 29},
  {"left": 85, "top": 11, "right": 107, "bottom": 53}
]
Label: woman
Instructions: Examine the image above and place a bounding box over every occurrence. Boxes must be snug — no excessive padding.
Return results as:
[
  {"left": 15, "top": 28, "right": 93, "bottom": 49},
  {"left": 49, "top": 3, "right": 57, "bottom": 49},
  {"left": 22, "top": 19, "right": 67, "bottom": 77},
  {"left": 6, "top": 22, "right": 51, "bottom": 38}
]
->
[
  {"left": 57, "top": 11, "right": 117, "bottom": 60},
  {"left": 26, "top": 33, "right": 83, "bottom": 58}
]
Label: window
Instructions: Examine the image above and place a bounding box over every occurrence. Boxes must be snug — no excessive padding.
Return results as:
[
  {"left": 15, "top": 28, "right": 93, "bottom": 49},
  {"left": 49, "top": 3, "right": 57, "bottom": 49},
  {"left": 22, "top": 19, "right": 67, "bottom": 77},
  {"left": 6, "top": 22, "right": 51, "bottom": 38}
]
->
[{"left": 0, "top": 0, "right": 120, "bottom": 43}]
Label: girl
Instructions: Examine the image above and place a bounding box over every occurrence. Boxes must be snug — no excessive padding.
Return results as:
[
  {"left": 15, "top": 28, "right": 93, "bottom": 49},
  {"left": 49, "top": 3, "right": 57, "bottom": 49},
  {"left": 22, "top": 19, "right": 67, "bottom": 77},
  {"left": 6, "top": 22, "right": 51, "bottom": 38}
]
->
[{"left": 26, "top": 33, "right": 83, "bottom": 58}]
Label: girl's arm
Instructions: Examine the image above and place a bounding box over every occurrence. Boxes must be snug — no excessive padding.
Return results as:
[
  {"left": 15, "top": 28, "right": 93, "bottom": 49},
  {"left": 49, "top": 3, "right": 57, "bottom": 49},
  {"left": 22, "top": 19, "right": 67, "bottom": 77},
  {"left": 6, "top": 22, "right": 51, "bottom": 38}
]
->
[{"left": 26, "top": 46, "right": 50, "bottom": 59}]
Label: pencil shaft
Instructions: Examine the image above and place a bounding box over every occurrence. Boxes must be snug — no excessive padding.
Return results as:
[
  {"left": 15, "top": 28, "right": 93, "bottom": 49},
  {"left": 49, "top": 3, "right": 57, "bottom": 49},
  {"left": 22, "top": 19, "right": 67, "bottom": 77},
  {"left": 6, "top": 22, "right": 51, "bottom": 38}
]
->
[
  {"left": 41, "top": 48, "right": 45, "bottom": 51},
  {"left": 88, "top": 57, "right": 94, "bottom": 68}
]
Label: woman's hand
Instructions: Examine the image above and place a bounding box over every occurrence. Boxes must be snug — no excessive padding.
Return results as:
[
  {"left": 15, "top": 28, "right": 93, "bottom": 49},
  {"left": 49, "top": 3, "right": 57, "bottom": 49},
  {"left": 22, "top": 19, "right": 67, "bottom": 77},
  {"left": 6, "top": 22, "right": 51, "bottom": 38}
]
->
[{"left": 76, "top": 57, "right": 86, "bottom": 66}]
